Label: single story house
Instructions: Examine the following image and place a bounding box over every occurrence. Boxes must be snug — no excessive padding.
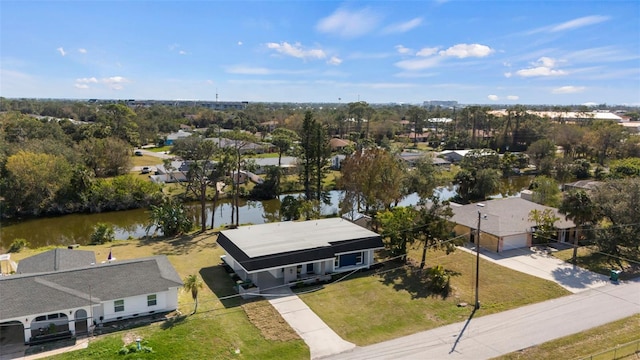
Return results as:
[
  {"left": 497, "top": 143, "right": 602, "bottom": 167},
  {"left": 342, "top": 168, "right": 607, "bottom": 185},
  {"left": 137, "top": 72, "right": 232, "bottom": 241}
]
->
[
  {"left": 217, "top": 218, "right": 383, "bottom": 296},
  {"left": 562, "top": 180, "right": 603, "bottom": 192},
  {"left": 398, "top": 151, "right": 451, "bottom": 169},
  {"left": 0, "top": 254, "right": 182, "bottom": 345},
  {"left": 250, "top": 156, "right": 298, "bottom": 175},
  {"left": 329, "top": 138, "right": 354, "bottom": 152},
  {"left": 164, "top": 130, "right": 192, "bottom": 145},
  {"left": 449, "top": 197, "right": 575, "bottom": 252}
]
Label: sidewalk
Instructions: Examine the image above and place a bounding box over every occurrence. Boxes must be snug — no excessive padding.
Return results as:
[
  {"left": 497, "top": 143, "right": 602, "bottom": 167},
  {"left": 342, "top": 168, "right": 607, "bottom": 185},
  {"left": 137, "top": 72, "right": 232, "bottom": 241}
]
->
[
  {"left": 459, "top": 246, "right": 609, "bottom": 293},
  {"left": 327, "top": 279, "right": 640, "bottom": 359},
  {"left": 267, "top": 288, "right": 355, "bottom": 359}
]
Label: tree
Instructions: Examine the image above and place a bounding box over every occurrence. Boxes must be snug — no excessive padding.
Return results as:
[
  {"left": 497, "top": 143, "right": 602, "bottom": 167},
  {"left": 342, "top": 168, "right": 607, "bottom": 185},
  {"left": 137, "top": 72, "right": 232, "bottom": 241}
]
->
[
  {"left": 405, "top": 106, "right": 427, "bottom": 145},
  {"left": 270, "top": 128, "right": 299, "bottom": 195},
  {"left": 79, "top": 137, "right": 131, "bottom": 177},
  {"left": 609, "top": 157, "right": 640, "bottom": 178},
  {"left": 183, "top": 274, "right": 204, "bottom": 314},
  {"left": 454, "top": 168, "right": 500, "bottom": 203},
  {"left": 585, "top": 120, "right": 626, "bottom": 165},
  {"left": 3, "top": 151, "right": 73, "bottom": 216},
  {"left": 340, "top": 148, "right": 405, "bottom": 213},
  {"left": 90, "top": 223, "right": 115, "bottom": 245},
  {"left": 146, "top": 197, "right": 193, "bottom": 237},
  {"left": 223, "top": 130, "right": 257, "bottom": 226},
  {"left": 405, "top": 154, "right": 438, "bottom": 199},
  {"left": 559, "top": 190, "right": 595, "bottom": 264},
  {"left": 378, "top": 206, "right": 417, "bottom": 257},
  {"left": 298, "top": 111, "right": 331, "bottom": 202},
  {"left": 98, "top": 104, "right": 140, "bottom": 145},
  {"left": 414, "top": 196, "right": 456, "bottom": 269},
  {"left": 530, "top": 176, "right": 561, "bottom": 207},
  {"left": 590, "top": 178, "right": 640, "bottom": 265},
  {"left": 528, "top": 209, "right": 559, "bottom": 245},
  {"left": 172, "top": 137, "right": 220, "bottom": 232},
  {"left": 527, "top": 139, "right": 556, "bottom": 170}
]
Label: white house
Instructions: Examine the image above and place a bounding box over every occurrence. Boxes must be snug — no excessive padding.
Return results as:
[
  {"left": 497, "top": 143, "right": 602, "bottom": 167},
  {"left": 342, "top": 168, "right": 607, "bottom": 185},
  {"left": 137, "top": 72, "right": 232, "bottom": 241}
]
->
[
  {"left": 0, "top": 254, "right": 182, "bottom": 345},
  {"left": 217, "top": 218, "right": 383, "bottom": 297}
]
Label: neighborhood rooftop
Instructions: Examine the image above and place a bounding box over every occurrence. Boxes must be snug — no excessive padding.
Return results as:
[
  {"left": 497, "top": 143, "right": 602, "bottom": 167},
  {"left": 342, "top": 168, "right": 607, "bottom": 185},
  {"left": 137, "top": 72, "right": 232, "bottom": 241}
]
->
[
  {"left": 219, "top": 218, "right": 380, "bottom": 258},
  {"left": 0, "top": 255, "right": 182, "bottom": 321}
]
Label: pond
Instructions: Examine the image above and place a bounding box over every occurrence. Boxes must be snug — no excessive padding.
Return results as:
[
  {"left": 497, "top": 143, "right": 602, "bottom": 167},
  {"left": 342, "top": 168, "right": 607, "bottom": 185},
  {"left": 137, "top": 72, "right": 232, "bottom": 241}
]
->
[{"left": 0, "top": 176, "right": 533, "bottom": 250}]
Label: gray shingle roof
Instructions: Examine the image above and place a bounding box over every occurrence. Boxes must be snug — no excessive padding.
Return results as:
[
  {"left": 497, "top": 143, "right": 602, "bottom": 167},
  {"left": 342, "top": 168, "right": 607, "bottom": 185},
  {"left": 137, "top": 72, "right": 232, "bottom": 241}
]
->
[
  {"left": 17, "top": 248, "right": 96, "bottom": 274},
  {"left": 450, "top": 197, "right": 575, "bottom": 237},
  {"left": 0, "top": 256, "right": 182, "bottom": 321}
]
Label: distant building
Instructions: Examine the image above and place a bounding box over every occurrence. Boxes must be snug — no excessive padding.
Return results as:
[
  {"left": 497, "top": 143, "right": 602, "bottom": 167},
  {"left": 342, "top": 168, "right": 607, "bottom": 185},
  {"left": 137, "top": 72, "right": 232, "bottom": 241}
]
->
[{"left": 423, "top": 100, "right": 458, "bottom": 108}]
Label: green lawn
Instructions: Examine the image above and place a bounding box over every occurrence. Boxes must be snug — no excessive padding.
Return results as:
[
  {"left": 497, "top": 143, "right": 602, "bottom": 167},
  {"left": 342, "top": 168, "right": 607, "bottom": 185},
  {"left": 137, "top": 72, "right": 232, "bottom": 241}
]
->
[
  {"left": 553, "top": 246, "right": 640, "bottom": 280},
  {"left": 494, "top": 314, "right": 640, "bottom": 360},
  {"left": 131, "top": 154, "right": 165, "bottom": 167},
  {"left": 147, "top": 146, "right": 172, "bottom": 153},
  {"left": 298, "top": 248, "right": 570, "bottom": 346}
]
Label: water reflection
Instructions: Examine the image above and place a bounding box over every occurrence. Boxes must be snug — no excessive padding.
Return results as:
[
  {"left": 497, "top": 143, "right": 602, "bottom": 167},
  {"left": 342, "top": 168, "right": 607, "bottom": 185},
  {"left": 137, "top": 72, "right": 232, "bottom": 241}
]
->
[{"left": 1, "top": 176, "right": 533, "bottom": 250}]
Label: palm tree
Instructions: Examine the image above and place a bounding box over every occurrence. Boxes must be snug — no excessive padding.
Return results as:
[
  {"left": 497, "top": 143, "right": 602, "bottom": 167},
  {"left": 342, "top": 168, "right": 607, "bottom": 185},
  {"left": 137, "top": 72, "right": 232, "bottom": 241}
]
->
[
  {"left": 183, "top": 274, "right": 204, "bottom": 314},
  {"left": 559, "top": 190, "right": 595, "bottom": 264}
]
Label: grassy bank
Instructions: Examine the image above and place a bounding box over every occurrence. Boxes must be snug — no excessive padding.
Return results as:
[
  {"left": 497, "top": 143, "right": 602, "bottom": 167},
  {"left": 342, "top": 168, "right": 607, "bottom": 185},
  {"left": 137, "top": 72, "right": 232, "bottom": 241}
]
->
[
  {"left": 16, "top": 234, "right": 309, "bottom": 360},
  {"left": 494, "top": 314, "right": 640, "bottom": 360},
  {"left": 298, "top": 247, "right": 570, "bottom": 346}
]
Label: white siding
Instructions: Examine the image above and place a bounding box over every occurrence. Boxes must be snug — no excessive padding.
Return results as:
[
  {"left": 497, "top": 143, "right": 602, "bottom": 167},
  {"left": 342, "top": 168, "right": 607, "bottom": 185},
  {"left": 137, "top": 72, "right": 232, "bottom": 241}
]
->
[{"left": 102, "top": 290, "right": 176, "bottom": 322}]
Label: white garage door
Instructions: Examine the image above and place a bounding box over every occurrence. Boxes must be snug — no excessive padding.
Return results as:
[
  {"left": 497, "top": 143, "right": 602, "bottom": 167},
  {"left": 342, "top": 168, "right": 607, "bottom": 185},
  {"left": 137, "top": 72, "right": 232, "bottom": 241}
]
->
[{"left": 502, "top": 234, "right": 528, "bottom": 251}]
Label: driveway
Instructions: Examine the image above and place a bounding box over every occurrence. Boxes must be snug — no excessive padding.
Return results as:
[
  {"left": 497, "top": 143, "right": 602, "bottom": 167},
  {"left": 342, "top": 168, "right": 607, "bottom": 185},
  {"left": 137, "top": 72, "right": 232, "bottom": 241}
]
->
[
  {"left": 459, "top": 246, "right": 609, "bottom": 293},
  {"left": 266, "top": 288, "right": 355, "bottom": 359}
]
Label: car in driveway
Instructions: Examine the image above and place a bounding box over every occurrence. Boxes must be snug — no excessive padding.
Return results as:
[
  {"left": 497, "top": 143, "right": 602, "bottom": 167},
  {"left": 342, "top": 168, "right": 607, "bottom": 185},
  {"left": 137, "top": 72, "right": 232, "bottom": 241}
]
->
[
  {"left": 141, "top": 167, "right": 151, "bottom": 174},
  {"left": 134, "top": 150, "right": 143, "bottom": 156}
]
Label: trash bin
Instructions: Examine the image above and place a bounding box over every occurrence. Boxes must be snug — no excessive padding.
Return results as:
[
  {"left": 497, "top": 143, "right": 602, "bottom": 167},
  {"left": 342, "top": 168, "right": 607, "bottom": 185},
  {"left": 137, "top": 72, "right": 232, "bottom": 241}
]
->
[{"left": 610, "top": 269, "right": 621, "bottom": 282}]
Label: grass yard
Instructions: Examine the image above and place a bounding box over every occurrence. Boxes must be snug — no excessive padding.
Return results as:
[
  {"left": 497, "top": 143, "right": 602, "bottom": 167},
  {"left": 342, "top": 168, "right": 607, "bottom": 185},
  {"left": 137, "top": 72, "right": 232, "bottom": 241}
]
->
[
  {"left": 494, "top": 314, "right": 640, "bottom": 360},
  {"left": 131, "top": 154, "right": 165, "bottom": 167},
  {"left": 297, "top": 247, "right": 570, "bottom": 346},
  {"left": 553, "top": 246, "right": 640, "bottom": 280},
  {"left": 15, "top": 233, "right": 308, "bottom": 360}
]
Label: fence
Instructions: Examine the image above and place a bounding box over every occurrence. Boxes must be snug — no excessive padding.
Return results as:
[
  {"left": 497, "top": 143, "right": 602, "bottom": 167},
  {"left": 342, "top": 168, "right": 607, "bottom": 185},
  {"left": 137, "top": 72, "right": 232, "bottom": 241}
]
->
[{"left": 582, "top": 339, "right": 640, "bottom": 360}]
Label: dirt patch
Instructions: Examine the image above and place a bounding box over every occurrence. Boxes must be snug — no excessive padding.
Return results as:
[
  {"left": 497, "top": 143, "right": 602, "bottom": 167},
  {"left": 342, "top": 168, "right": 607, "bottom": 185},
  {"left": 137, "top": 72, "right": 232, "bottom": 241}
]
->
[
  {"left": 121, "top": 331, "right": 142, "bottom": 346},
  {"left": 241, "top": 300, "right": 300, "bottom": 342}
]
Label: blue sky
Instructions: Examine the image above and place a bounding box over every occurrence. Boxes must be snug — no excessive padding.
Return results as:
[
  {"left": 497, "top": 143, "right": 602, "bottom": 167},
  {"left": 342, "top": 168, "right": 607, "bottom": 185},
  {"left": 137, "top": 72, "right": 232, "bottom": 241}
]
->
[{"left": 2, "top": 1, "right": 639, "bottom": 105}]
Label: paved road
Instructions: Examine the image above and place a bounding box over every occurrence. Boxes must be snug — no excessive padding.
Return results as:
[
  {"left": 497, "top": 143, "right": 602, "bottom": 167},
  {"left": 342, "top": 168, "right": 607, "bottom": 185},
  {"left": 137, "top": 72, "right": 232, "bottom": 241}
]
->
[{"left": 325, "top": 279, "right": 640, "bottom": 360}]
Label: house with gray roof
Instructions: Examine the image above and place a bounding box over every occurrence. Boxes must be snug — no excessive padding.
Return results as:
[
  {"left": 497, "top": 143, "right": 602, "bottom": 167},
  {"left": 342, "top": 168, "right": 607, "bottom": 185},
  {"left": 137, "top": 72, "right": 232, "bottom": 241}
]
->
[
  {"left": 16, "top": 248, "right": 96, "bottom": 274},
  {"left": 218, "top": 218, "right": 383, "bottom": 297},
  {"left": 450, "top": 197, "right": 575, "bottom": 252},
  {"left": 0, "top": 255, "right": 182, "bottom": 345}
]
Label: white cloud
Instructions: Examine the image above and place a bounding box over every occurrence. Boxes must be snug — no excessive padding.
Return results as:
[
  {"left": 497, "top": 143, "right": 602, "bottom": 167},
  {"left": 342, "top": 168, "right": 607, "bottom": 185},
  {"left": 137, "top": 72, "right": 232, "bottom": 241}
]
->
[
  {"left": 327, "top": 56, "right": 343, "bottom": 66},
  {"left": 516, "top": 57, "right": 567, "bottom": 77},
  {"left": 382, "top": 17, "right": 423, "bottom": 34},
  {"left": 227, "top": 66, "right": 273, "bottom": 75},
  {"left": 57, "top": 47, "right": 66, "bottom": 56},
  {"left": 237, "top": 41, "right": 243, "bottom": 46},
  {"left": 395, "top": 45, "right": 412, "bottom": 55},
  {"left": 266, "top": 42, "right": 327, "bottom": 60},
  {"left": 395, "top": 56, "right": 442, "bottom": 71},
  {"left": 439, "top": 43, "right": 494, "bottom": 58},
  {"left": 488, "top": 94, "right": 499, "bottom": 101},
  {"left": 507, "top": 95, "right": 519, "bottom": 100},
  {"left": 550, "top": 15, "right": 610, "bottom": 32},
  {"left": 504, "top": 72, "right": 513, "bottom": 78},
  {"left": 316, "top": 7, "right": 381, "bottom": 38},
  {"left": 78, "top": 48, "right": 87, "bottom": 54},
  {"left": 102, "top": 76, "right": 130, "bottom": 90},
  {"left": 179, "top": 50, "right": 187, "bottom": 55},
  {"left": 552, "top": 85, "right": 585, "bottom": 94},
  {"left": 76, "top": 77, "right": 98, "bottom": 84},
  {"left": 416, "top": 47, "right": 438, "bottom": 57},
  {"left": 74, "top": 84, "right": 89, "bottom": 89}
]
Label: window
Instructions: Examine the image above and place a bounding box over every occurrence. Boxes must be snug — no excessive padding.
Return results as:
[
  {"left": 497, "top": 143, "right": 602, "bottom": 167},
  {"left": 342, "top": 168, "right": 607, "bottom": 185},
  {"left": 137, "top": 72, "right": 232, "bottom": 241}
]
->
[
  {"left": 114, "top": 299, "right": 125, "bottom": 312},
  {"left": 147, "top": 294, "right": 157, "bottom": 307},
  {"left": 35, "top": 316, "right": 46, "bottom": 322},
  {"left": 356, "top": 252, "right": 363, "bottom": 265}
]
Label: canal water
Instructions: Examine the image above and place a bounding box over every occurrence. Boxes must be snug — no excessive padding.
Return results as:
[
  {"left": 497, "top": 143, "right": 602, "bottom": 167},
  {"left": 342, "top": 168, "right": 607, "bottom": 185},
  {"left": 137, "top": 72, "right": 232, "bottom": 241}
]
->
[{"left": 0, "top": 176, "right": 533, "bottom": 250}]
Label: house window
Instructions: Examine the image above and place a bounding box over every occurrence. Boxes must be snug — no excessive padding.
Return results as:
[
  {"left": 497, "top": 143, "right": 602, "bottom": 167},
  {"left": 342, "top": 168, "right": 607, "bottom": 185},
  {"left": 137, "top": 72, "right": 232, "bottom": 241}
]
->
[
  {"left": 356, "top": 252, "right": 363, "bottom": 265},
  {"left": 147, "top": 294, "right": 157, "bottom": 307},
  {"left": 114, "top": 299, "right": 125, "bottom": 312}
]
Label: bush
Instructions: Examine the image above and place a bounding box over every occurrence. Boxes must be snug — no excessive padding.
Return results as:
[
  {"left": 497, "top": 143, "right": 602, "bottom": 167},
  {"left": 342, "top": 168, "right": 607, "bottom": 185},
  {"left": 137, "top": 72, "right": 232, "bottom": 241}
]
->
[
  {"left": 90, "top": 223, "right": 115, "bottom": 245},
  {"left": 8, "top": 238, "right": 29, "bottom": 253},
  {"left": 426, "top": 265, "right": 450, "bottom": 294}
]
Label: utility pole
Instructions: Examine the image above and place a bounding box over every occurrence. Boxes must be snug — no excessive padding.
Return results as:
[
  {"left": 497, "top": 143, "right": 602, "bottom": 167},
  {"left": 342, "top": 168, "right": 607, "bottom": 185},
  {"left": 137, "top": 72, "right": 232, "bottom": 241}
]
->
[{"left": 475, "top": 211, "right": 481, "bottom": 310}]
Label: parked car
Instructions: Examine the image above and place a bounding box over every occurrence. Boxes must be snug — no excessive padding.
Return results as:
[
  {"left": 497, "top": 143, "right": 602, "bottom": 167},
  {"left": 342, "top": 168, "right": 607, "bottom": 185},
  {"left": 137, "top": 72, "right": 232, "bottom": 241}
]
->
[
  {"left": 141, "top": 167, "right": 150, "bottom": 174},
  {"left": 134, "top": 150, "right": 143, "bottom": 156}
]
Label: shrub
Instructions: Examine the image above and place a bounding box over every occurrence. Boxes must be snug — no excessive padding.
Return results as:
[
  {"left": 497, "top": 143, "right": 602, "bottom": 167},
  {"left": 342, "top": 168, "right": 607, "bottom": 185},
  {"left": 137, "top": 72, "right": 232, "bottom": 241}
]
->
[
  {"left": 8, "top": 238, "right": 29, "bottom": 253},
  {"left": 426, "top": 264, "right": 450, "bottom": 294},
  {"left": 90, "top": 223, "right": 115, "bottom": 245}
]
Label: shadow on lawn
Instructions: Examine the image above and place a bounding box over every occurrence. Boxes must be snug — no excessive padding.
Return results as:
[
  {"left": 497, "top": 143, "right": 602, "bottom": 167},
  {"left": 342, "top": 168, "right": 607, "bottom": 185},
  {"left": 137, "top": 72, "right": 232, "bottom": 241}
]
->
[
  {"left": 160, "top": 315, "right": 187, "bottom": 330},
  {"left": 200, "top": 265, "right": 242, "bottom": 309},
  {"left": 137, "top": 231, "right": 218, "bottom": 256},
  {"left": 377, "top": 261, "right": 461, "bottom": 300}
]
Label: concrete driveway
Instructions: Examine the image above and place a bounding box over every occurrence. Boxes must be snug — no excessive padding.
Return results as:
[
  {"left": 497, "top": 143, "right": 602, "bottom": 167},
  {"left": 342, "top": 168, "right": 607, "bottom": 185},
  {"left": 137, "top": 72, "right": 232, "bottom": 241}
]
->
[
  {"left": 460, "top": 246, "right": 609, "bottom": 293},
  {"left": 267, "top": 288, "right": 355, "bottom": 359}
]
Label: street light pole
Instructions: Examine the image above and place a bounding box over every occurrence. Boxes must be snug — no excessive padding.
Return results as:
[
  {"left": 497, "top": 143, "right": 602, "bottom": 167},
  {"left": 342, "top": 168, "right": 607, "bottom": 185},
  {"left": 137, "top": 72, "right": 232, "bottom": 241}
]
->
[{"left": 475, "top": 211, "right": 481, "bottom": 310}]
